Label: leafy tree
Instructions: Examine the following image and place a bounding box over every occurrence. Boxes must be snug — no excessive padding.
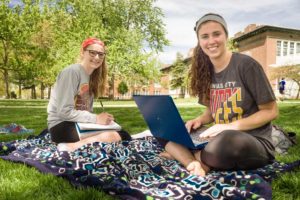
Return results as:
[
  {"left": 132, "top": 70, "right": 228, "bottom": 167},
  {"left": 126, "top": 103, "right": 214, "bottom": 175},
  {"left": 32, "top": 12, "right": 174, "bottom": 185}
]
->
[
  {"left": 1, "top": 0, "right": 169, "bottom": 99},
  {"left": 118, "top": 81, "right": 129, "bottom": 96},
  {"left": 269, "top": 64, "right": 300, "bottom": 99},
  {"left": 0, "top": 0, "right": 21, "bottom": 98},
  {"left": 227, "top": 38, "right": 238, "bottom": 52},
  {"left": 0, "top": 78, "right": 5, "bottom": 96},
  {"left": 170, "top": 52, "right": 188, "bottom": 98},
  {"left": 107, "top": 29, "right": 161, "bottom": 97},
  {"left": 29, "top": 18, "right": 56, "bottom": 99},
  {"left": 0, "top": 0, "right": 42, "bottom": 98},
  {"left": 45, "top": 0, "right": 168, "bottom": 99}
]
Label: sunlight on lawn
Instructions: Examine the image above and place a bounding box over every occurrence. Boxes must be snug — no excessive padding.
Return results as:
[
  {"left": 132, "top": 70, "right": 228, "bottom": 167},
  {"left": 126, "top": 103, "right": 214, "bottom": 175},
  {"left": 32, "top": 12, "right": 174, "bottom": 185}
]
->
[{"left": 0, "top": 99, "right": 299, "bottom": 200}]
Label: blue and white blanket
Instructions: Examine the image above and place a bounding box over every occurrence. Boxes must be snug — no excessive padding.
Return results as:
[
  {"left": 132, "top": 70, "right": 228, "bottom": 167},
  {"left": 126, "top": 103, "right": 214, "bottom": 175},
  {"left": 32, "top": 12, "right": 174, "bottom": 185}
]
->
[{"left": 0, "top": 131, "right": 299, "bottom": 200}]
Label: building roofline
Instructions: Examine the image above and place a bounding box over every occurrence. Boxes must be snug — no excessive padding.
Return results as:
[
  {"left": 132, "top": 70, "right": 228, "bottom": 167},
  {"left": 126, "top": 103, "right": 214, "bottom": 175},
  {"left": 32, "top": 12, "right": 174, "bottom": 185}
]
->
[
  {"left": 160, "top": 57, "right": 192, "bottom": 71},
  {"left": 233, "top": 25, "right": 300, "bottom": 42},
  {"left": 160, "top": 64, "right": 172, "bottom": 71}
]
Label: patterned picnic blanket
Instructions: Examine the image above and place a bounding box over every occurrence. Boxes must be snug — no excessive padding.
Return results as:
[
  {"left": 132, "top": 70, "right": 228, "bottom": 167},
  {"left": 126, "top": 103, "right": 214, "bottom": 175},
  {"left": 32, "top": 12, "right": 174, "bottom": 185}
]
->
[{"left": 0, "top": 131, "right": 299, "bottom": 200}]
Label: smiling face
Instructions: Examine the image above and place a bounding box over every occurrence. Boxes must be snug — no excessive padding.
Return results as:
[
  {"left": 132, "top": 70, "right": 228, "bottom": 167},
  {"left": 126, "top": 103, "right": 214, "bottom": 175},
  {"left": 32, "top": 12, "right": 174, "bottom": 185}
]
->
[
  {"left": 197, "top": 21, "right": 228, "bottom": 61},
  {"left": 81, "top": 43, "right": 105, "bottom": 74}
]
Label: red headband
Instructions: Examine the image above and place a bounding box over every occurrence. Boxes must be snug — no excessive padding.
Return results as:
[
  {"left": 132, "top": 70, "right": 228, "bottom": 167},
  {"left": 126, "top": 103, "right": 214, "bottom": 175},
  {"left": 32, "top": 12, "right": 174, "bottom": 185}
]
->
[{"left": 82, "top": 38, "right": 105, "bottom": 49}]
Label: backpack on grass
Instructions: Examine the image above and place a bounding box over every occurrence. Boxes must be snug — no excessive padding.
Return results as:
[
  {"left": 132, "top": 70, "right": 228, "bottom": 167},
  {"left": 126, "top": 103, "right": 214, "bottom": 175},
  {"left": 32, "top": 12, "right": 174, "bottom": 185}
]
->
[{"left": 271, "top": 125, "right": 297, "bottom": 155}]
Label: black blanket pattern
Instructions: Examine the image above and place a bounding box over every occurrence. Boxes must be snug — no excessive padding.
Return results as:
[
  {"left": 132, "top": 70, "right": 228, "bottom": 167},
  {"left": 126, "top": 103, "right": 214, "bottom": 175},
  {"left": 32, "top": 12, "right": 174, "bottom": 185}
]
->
[{"left": 0, "top": 132, "right": 299, "bottom": 200}]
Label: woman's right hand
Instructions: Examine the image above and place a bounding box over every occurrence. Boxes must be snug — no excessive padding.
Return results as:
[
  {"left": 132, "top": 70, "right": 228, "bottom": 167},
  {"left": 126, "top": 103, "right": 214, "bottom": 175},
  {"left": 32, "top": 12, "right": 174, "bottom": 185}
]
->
[
  {"left": 96, "top": 112, "right": 114, "bottom": 125},
  {"left": 185, "top": 117, "right": 202, "bottom": 133}
]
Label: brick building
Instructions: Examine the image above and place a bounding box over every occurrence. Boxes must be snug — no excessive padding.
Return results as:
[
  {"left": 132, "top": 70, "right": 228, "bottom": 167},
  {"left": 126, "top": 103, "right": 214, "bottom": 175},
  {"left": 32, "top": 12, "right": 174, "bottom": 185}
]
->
[
  {"left": 111, "top": 65, "right": 170, "bottom": 99},
  {"left": 233, "top": 24, "right": 300, "bottom": 98}
]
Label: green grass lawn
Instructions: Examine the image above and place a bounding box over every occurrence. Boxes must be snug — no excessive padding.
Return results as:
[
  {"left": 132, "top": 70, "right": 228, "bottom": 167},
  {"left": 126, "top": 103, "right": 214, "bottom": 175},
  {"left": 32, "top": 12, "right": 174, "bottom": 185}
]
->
[{"left": 0, "top": 99, "right": 299, "bottom": 200}]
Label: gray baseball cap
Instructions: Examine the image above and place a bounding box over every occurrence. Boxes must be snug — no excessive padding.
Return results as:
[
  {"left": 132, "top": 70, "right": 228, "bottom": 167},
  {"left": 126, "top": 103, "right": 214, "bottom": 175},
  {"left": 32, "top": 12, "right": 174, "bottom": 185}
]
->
[{"left": 194, "top": 13, "right": 228, "bottom": 35}]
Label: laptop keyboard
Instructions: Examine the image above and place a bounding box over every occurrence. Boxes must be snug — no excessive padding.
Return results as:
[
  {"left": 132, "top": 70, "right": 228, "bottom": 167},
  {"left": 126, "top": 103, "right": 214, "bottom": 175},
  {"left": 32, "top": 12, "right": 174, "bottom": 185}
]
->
[
  {"left": 190, "top": 134, "right": 210, "bottom": 145},
  {"left": 190, "top": 127, "right": 211, "bottom": 145}
]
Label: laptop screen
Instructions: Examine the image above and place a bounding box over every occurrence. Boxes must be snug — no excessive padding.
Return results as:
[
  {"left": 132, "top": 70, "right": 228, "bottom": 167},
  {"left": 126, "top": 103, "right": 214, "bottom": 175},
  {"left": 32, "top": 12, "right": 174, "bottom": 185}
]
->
[{"left": 133, "top": 95, "right": 207, "bottom": 149}]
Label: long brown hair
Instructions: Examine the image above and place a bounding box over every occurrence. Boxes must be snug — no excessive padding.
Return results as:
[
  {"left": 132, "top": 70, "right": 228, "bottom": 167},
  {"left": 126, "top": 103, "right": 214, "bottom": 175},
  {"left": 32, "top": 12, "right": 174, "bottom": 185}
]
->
[{"left": 189, "top": 45, "right": 213, "bottom": 103}]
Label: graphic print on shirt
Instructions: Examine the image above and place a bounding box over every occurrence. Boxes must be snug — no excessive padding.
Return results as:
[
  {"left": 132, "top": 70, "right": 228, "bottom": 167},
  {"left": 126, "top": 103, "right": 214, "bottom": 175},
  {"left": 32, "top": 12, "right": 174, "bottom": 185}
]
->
[
  {"left": 74, "top": 83, "right": 91, "bottom": 111},
  {"left": 210, "top": 81, "right": 243, "bottom": 124}
]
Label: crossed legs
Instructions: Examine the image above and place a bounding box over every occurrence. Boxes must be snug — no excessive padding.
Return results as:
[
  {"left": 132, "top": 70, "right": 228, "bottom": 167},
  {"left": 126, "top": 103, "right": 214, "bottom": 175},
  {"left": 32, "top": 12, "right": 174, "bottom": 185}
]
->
[
  {"left": 58, "top": 131, "right": 121, "bottom": 152},
  {"left": 158, "top": 130, "right": 271, "bottom": 176},
  {"left": 50, "top": 121, "right": 131, "bottom": 152}
]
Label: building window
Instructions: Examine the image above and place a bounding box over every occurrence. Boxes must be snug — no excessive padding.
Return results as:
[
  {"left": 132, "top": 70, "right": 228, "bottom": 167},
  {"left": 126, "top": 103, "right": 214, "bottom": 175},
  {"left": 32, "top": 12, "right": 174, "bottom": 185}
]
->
[
  {"left": 290, "top": 42, "right": 294, "bottom": 55},
  {"left": 276, "top": 41, "right": 281, "bottom": 56},
  {"left": 276, "top": 40, "right": 300, "bottom": 66},
  {"left": 283, "top": 41, "right": 288, "bottom": 56},
  {"left": 297, "top": 43, "right": 300, "bottom": 54},
  {"left": 277, "top": 40, "right": 300, "bottom": 57}
]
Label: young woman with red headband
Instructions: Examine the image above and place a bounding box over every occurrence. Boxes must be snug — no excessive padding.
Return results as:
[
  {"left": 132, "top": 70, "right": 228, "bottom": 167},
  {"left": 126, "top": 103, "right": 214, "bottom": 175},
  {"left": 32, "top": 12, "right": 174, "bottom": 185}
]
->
[
  {"left": 158, "top": 13, "right": 278, "bottom": 176},
  {"left": 47, "top": 38, "right": 131, "bottom": 152}
]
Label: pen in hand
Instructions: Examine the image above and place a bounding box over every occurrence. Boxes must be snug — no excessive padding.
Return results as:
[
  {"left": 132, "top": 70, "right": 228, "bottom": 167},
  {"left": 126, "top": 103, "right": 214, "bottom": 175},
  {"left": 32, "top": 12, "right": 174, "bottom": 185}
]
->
[{"left": 99, "top": 99, "right": 105, "bottom": 112}]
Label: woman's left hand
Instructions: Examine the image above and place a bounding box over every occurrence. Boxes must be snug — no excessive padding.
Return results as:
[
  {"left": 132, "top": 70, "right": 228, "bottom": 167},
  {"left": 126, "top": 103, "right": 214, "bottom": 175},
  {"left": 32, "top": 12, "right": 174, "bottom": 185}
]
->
[{"left": 199, "top": 124, "right": 236, "bottom": 138}]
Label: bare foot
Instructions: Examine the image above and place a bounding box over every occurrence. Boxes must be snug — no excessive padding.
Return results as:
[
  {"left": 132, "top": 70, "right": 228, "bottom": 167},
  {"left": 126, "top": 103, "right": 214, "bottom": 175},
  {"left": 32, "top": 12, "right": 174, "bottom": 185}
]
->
[
  {"left": 186, "top": 160, "right": 206, "bottom": 176},
  {"left": 193, "top": 151, "right": 210, "bottom": 174},
  {"left": 57, "top": 143, "right": 79, "bottom": 152}
]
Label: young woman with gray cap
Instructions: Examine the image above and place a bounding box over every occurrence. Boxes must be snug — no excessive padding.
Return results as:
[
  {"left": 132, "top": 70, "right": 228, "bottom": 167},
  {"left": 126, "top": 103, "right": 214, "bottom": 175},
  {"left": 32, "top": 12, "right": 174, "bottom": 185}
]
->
[{"left": 159, "top": 13, "right": 278, "bottom": 176}]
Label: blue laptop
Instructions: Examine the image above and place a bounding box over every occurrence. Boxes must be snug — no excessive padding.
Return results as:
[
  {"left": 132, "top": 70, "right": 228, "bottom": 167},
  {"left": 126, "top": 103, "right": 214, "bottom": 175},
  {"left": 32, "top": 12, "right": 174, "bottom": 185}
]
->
[{"left": 133, "top": 95, "right": 209, "bottom": 150}]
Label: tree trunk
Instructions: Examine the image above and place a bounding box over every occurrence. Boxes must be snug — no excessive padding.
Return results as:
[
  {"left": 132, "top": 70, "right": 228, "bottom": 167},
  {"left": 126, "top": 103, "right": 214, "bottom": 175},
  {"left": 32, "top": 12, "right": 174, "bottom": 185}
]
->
[
  {"left": 179, "top": 86, "right": 185, "bottom": 98},
  {"left": 41, "top": 82, "right": 44, "bottom": 99},
  {"left": 4, "top": 69, "right": 10, "bottom": 99},
  {"left": 31, "top": 86, "right": 33, "bottom": 99},
  {"left": 109, "top": 75, "right": 115, "bottom": 100},
  {"left": 2, "top": 41, "right": 10, "bottom": 99},
  {"left": 31, "top": 85, "right": 37, "bottom": 99},
  {"left": 48, "top": 85, "right": 51, "bottom": 99},
  {"left": 18, "top": 81, "right": 22, "bottom": 99},
  {"left": 33, "top": 85, "right": 36, "bottom": 99},
  {"left": 296, "top": 82, "right": 300, "bottom": 99},
  {"left": 112, "top": 75, "right": 115, "bottom": 99}
]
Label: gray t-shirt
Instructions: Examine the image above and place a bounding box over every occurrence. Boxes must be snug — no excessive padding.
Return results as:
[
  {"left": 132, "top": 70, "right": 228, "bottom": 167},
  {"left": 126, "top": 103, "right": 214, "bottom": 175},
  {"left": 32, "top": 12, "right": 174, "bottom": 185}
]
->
[
  {"left": 208, "top": 53, "right": 276, "bottom": 157},
  {"left": 47, "top": 64, "right": 97, "bottom": 129}
]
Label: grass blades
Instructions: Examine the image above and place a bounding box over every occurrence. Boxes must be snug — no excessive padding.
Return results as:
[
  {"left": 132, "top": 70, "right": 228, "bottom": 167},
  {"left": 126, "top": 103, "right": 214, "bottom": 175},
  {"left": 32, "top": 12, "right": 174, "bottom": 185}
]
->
[{"left": 0, "top": 99, "right": 299, "bottom": 199}]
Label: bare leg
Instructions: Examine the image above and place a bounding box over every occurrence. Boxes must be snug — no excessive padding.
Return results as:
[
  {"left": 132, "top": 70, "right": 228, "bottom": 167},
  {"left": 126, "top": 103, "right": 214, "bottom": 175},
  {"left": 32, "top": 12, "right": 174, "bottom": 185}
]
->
[
  {"left": 59, "top": 131, "right": 121, "bottom": 152},
  {"left": 159, "top": 151, "right": 175, "bottom": 159},
  {"left": 163, "top": 141, "right": 207, "bottom": 176}
]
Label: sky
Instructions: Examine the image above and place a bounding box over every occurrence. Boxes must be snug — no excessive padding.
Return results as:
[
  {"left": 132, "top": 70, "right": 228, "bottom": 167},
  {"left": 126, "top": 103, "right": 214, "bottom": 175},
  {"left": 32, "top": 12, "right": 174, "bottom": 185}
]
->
[{"left": 154, "top": 0, "right": 300, "bottom": 64}]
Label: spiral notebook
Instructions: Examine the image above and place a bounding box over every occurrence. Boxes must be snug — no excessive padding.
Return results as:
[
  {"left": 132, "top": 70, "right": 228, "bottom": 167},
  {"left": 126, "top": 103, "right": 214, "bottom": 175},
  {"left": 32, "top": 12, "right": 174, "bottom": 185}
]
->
[{"left": 75, "top": 121, "right": 121, "bottom": 134}]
